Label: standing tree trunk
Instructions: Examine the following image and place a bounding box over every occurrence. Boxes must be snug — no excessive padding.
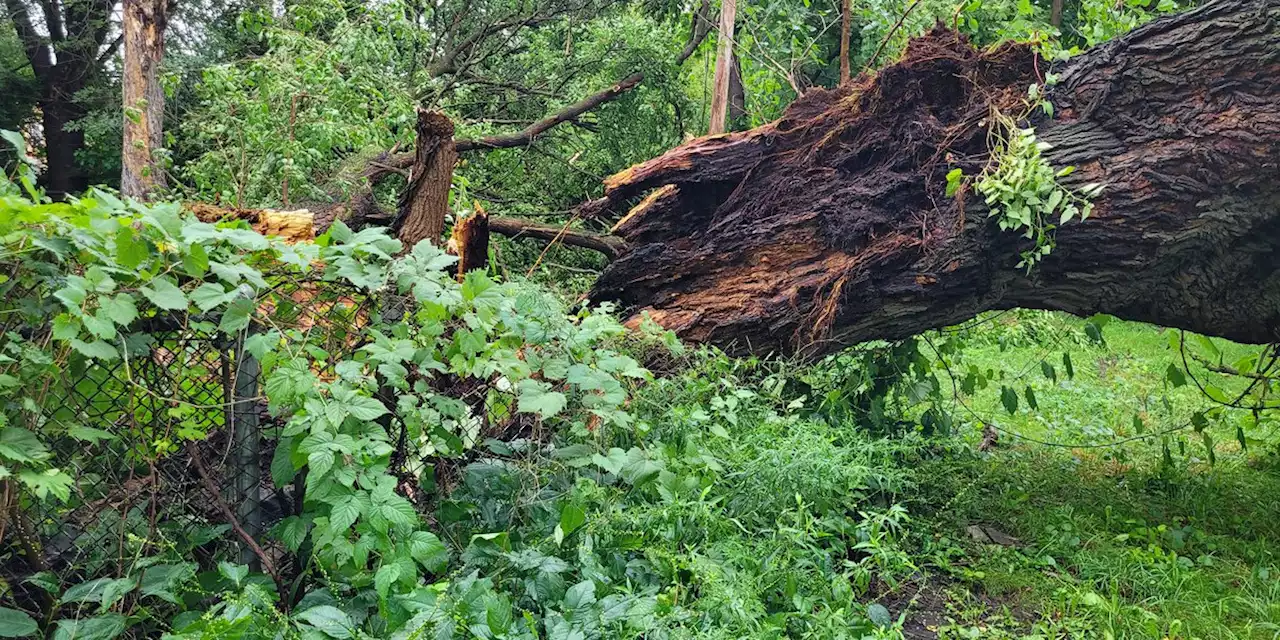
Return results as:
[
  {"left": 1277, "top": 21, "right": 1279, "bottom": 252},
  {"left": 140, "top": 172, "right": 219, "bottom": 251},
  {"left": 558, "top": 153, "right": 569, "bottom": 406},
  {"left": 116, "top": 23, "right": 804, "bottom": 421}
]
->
[
  {"left": 728, "top": 52, "right": 746, "bottom": 130},
  {"left": 1051, "top": 0, "right": 1064, "bottom": 27},
  {"left": 839, "top": 0, "right": 852, "bottom": 84},
  {"left": 120, "top": 0, "right": 168, "bottom": 199},
  {"left": 586, "top": 0, "right": 1280, "bottom": 358},
  {"left": 394, "top": 110, "right": 458, "bottom": 249},
  {"left": 708, "top": 0, "right": 738, "bottom": 135},
  {"left": 3, "top": 0, "right": 113, "bottom": 199},
  {"left": 40, "top": 79, "right": 88, "bottom": 200}
]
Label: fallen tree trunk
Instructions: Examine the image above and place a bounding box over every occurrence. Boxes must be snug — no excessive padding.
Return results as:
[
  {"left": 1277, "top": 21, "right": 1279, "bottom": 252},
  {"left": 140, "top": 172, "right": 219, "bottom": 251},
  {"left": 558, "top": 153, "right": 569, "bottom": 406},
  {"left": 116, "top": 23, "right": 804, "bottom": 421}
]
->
[{"left": 587, "top": 0, "right": 1280, "bottom": 358}]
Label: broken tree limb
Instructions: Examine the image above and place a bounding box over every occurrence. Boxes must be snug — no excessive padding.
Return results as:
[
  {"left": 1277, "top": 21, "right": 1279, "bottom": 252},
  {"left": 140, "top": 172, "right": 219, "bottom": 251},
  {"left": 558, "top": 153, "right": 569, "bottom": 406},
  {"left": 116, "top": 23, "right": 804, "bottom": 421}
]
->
[
  {"left": 489, "top": 216, "right": 625, "bottom": 259},
  {"left": 589, "top": 0, "right": 1280, "bottom": 359},
  {"left": 361, "top": 72, "right": 645, "bottom": 185},
  {"left": 453, "top": 72, "right": 645, "bottom": 152},
  {"left": 676, "top": 0, "right": 713, "bottom": 65},
  {"left": 452, "top": 204, "right": 490, "bottom": 278},
  {"left": 393, "top": 110, "right": 458, "bottom": 248}
]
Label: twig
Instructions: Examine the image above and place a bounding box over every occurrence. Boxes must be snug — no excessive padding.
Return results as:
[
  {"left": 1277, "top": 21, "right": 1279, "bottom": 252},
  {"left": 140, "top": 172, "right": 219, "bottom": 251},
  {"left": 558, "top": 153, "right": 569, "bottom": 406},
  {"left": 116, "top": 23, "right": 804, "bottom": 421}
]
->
[
  {"left": 186, "top": 441, "right": 288, "bottom": 605},
  {"left": 864, "top": 0, "right": 924, "bottom": 73}
]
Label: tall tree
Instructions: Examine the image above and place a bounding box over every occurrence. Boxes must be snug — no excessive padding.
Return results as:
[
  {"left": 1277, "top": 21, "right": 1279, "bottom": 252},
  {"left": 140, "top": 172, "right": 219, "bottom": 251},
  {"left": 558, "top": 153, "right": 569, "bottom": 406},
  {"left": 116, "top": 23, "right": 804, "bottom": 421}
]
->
[
  {"left": 2, "top": 0, "right": 115, "bottom": 198},
  {"left": 839, "top": 0, "right": 851, "bottom": 84},
  {"left": 120, "top": 0, "right": 168, "bottom": 199},
  {"left": 708, "top": 0, "right": 738, "bottom": 134}
]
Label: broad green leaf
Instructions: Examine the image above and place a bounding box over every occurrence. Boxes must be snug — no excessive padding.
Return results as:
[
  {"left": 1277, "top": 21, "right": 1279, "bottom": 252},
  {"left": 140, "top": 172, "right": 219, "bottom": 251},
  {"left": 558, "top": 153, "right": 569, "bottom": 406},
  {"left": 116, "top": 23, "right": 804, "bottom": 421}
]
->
[
  {"left": 67, "top": 425, "right": 116, "bottom": 444},
  {"left": 0, "top": 607, "right": 37, "bottom": 638},
  {"left": 217, "top": 562, "right": 248, "bottom": 586},
  {"left": 1165, "top": 364, "right": 1187, "bottom": 388},
  {"left": 555, "top": 504, "right": 586, "bottom": 546},
  {"left": 1204, "top": 385, "right": 1230, "bottom": 404},
  {"left": 328, "top": 495, "right": 362, "bottom": 533},
  {"left": 517, "top": 379, "right": 566, "bottom": 418},
  {"left": 218, "top": 296, "right": 255, "bottom": 334},
  {"left": 62, "top": 576, "right": 137, "bottom": 607},
  {"left": 183, "top": 242, "right": 210, "bottom": 277},
  {"left": 294, "top": 605, "right": 354, "bottom": 639},
  {"left": 563, "top": 580, "right": 596, "bottom": 614},
  {"left": 409, "top": 531, "right": 448, "bottom": 573},
  {"left": 190, "top": 283, "right": 229, "bottom": 312},
  {"left": 140, "top": 278, "right": 187, "bottom": 311},
  {"left": 115, "top": 226, "right": 149, "bottom": 270},
  {"left": 1191, "top": 411, "right": 1209, "bottom": 432},
  {"left": 140, "top": 563, "right": 196, "bottom": 604},
  {"left": 70, "top": 339, "right": 119, "bottom": 361},
  {"left": 52, "top": 614, "right": 127, "bottom": 640},
  {"left": 867, "top": 603, "right": 892, "bottom": 628},
  {"left": 1024, "top": 386, "right": 1038, "bottom": 411},
  {"left": 345, "top": 395, "right": 387, "bottom": 421},
  {"left": 1000, "top": 386, "right": 1019, "bottom": 415},
  {"left": 374, "top": 562, "right": 401, "bottom": 599},
  {"left": 100, "top": 295, "right": 138, "bottom": 327},
  {"left": 275, "top": 516, "right": 309, "bottom": 552},
  {"left": 0, "top": 427, "right": 50, "bottom": 463},
  {"left": 19, "top": 468, "right": 73, "bottom": 502}
]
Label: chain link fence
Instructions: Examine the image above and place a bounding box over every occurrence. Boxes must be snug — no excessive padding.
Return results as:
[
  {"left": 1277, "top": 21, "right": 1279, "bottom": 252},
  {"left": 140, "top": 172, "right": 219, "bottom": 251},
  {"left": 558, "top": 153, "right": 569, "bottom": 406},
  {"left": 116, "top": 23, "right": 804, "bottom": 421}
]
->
[
  {"left": 1, "top": 266, "right": 531, "bottom": 619},
  {"left": 2, "top": 276, "right": 372, "bottom": 593}
]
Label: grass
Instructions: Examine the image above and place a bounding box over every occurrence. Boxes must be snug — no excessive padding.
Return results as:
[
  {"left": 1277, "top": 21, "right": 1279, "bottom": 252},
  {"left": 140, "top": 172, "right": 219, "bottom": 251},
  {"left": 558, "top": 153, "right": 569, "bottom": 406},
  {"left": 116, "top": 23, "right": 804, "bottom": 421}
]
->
[
  {"left": 609, "top": 311, "right": 1280, "bottom": 638},
  {"left": 443, "top": 310, "right": 1280, "bottom": 639},
  {"left": 903, "top": 312, "right": 1280, "bottom": 639}
]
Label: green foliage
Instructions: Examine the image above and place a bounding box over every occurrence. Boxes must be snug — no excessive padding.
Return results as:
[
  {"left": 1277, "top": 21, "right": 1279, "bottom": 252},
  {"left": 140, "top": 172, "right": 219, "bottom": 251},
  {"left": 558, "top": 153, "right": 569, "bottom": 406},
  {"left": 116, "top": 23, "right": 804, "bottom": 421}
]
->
[
  {"left": 1, "top": 130, "right": 660, "bottom": 638},
  {"left": 972, "top": 106, "right": 1101, "bottom": 272}
]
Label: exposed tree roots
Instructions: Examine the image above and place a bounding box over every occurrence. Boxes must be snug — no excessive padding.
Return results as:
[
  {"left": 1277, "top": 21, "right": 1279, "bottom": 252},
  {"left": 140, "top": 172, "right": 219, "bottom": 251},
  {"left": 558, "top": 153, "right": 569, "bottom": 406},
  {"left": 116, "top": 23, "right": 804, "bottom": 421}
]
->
[{"left": 588, "top": 0, "right": 1280, "bottom": 358}]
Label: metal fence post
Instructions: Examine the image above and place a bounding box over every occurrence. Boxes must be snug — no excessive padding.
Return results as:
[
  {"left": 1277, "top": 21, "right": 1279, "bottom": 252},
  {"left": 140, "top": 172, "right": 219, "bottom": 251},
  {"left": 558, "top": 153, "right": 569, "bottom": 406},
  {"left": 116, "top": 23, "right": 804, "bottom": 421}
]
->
[{"left": 228, "top": 319, "right": 262, "bottom": 571}]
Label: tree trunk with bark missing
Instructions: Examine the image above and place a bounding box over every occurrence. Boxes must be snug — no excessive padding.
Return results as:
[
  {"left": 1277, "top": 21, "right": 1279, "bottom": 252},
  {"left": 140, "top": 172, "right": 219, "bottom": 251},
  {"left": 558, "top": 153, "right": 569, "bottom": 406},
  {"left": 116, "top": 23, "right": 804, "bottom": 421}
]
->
[
  {"left": 451, "top": 205, "right": 490, "bottom": 278},
  {"left": 839, "top": 0, "right": 852, "bottom": 84},
  {"left": 394, "top": 110, "right": 457, "bottom": 249},
  {"left": 708, "top": 0, "right": 738, "bottom": 134},
  {"left": 587, "top": 0, "right": 1280, "bottom": 359},
  {"left": 120, "top": 0, "right": 168, "bottom": 199}
]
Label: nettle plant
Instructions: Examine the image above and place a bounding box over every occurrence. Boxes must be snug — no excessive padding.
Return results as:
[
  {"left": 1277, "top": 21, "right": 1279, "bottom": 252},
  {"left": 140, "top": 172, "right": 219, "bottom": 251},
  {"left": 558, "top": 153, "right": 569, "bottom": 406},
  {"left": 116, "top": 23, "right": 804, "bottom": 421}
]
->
[{"left": 0, "top": 132, "right": 655, "bottom": 637}]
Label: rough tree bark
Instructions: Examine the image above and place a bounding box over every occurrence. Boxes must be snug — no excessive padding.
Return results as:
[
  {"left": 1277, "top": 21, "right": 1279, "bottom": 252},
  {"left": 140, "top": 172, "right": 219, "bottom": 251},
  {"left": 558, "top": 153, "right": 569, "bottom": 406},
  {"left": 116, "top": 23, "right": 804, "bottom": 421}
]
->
[
  {"left": 587, "top": 0, "right": 1280, "bottom": 359},
  {"left": 120, "top": 0, "right": 168, "bottom": 199},
  {"left": 393, "top": 110, "right": 458, "bottom": 248}
]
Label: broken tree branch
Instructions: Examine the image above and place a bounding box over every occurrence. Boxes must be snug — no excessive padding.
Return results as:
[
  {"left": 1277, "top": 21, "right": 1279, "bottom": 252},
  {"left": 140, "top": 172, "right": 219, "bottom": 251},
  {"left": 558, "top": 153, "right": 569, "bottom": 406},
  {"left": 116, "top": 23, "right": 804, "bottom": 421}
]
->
[
  {"left": 489, "top": 216, "right": 625, "bottom": 258},
  {"left": 454, "top": 72, "right": 644, "bottom": 152},
  {"left": 186, "top": 441, "right": 286, "bottom": 602}
]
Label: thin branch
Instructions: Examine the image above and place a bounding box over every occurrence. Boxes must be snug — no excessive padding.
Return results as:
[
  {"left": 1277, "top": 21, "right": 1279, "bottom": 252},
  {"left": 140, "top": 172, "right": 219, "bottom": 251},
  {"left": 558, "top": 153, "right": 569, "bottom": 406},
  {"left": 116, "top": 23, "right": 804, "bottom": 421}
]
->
[
  {"left": 490, "top": 215, "right": 625, "bottom": 258},
  {"left": 454, "top": 73, "right": 643, "bottom": 151},
  {"left": 186, "top": 441, "right": 287, "bottom": 603},
  {"left": 675, "top": 0, "right": 713, "bottom": 65},
  {"left": 864, "top": 0, "right": 924, "bottom": 72},
  {"left": 96, "top": 32, "right": 123, "bottom": 65}
]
